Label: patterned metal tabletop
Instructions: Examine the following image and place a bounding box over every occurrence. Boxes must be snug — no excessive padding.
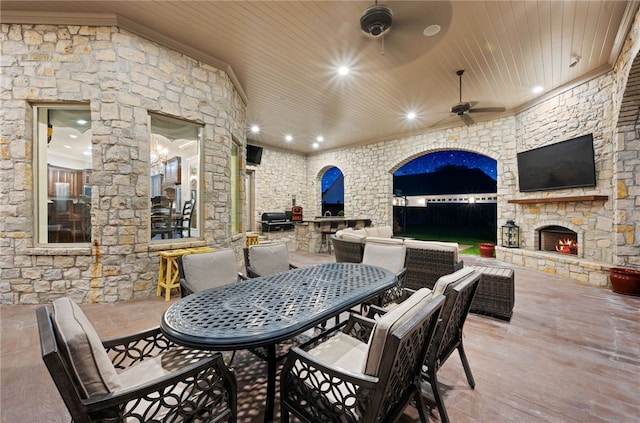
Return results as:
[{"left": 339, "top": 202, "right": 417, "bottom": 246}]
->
[{"left": 161, "top": 262, "right": 396, "bottom": 350}]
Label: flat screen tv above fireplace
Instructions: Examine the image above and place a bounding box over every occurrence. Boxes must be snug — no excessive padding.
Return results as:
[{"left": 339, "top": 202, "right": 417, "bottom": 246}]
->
[{"left": 517, "top": 134, "right": 596, "bottom": 192}]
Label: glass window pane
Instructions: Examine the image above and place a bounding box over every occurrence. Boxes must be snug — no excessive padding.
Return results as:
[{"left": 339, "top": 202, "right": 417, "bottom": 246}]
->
[
  {"left": 150, "top": 115, "right": 201, "bottom": 240},
  {"left": 231, "top": 141, "right": 242, "bottom": 234},
  {"left": 36, "top": 107, "right": 92, "bottom": 244}
]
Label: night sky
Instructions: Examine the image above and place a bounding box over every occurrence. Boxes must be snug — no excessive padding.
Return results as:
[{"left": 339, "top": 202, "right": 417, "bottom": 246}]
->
[
  {"left": 322, "top": 166, "right": 343, "bottom": 191},
  {"left": 395, "top": 151, "right": 497, "bottom": 180},
  {"left": 322, "top": 151, "right": 497, "bottom": 191}
]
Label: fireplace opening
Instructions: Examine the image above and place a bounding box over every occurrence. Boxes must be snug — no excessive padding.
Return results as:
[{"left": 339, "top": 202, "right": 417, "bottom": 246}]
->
[{"left": 539, "top": 226, "right": 578, "bottom": 255}]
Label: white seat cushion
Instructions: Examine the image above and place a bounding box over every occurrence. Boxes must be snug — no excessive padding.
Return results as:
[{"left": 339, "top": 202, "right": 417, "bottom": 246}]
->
[
  {"left": 377, "top": 225, "right": 394, "bottom": 238},
  {"left": 335, "top": 228, "right": 353, "bottom": 238},
  {"left": 365, "top": 236, "right": 404, "bottom": 245},
  {"left": 52, "top": 297, "right": 122, "bottom": 398},
  {"left": 182, "top": 249, "right": 238, "bottom": 291},
  {"left": 340, "top": 232, "right": 366, "bottom": 242},
  {"left": 364, "top": 227, "right": 381, "bottom": 238},
  {"left": 306, "top": 332, "right": 368, "bottom": 374},
  {"left": 249, "top": 243, "right": 290, "bottom": 276},
  {"left": 432, "top": 267, "right": 475, "bottom": 296},
  {"left": 362, "top": 243, "right": 406, "bottom": 274},
  {"left": 363, "top": 288, "right": 433, "bottom": 376},
  {"left": 403, "top": 239, "right": 460, "bottom": 263}
]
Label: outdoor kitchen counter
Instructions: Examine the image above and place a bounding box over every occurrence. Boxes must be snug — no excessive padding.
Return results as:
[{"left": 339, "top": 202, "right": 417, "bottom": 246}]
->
[{"left": 294, "top": 217, "right": 372, "bottom": 253}]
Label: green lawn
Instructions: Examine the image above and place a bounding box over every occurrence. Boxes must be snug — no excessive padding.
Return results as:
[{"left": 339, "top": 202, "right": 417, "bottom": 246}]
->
[{"left": 397, "top": 225, "right": 496, "bottom": 255}]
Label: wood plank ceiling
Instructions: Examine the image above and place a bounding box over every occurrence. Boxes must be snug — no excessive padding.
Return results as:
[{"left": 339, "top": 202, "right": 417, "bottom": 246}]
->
[{"left": 2, "top": 1, "right": 638, "bottom": 153}]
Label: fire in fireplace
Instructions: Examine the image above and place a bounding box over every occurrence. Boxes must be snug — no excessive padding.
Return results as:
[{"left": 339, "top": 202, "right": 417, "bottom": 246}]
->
[{"left": 539, "top": 226, "right": 578, "bottom": 255}]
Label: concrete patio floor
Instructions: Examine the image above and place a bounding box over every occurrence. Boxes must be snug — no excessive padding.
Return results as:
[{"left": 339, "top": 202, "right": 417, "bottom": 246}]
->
[{"left": 1, "top": 251, "right": 638, "bottom": 422}]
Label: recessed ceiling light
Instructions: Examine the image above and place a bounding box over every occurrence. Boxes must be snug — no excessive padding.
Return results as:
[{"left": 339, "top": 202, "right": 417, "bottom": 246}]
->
[
  {"left": 64, "top": 145, "right": 71, "bottom": 149},
  {"left": 406, "top": 111, "right": 417, "bottom": 120},
  {"left": 532, "top": 86, "right": 544, "bottom": 94},
  {"left": 250, "top": 125, "right": 260, "bottom": 133},
  {"left": 285, "top": 135, "right": 293, "bottom": 142},
  {"left": 338, "top": 66, "right": 349, "bottom": 76},
  {"left": 312, "top": 143, "right": 319, "bottom": 149},
  {"left": 423, "top": 24, "right": 441, "bottom": 37},
  {"left": 77, "top": 119, "right": 87, "bottom": 125},
  {"left": 69, "top": 134, "right": 78, "bottom": 139},
  {"left": 316, "top": 135, "right": 324, "bottom": 142}
]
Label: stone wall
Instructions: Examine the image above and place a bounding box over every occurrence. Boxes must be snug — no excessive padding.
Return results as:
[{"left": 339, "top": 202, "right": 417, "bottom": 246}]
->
[
  {"left": 0, "top": 24, "right": 246, "bottom": 304},
  {"left": 305, "top": 116, "right": 516, "bottom": 228},
  {"left": 613, "top": 9, "right": 640, "bottom": 269},
  {"left": 251, "top": 147, "right": 308, "bottom": 224},
  {"left": 265, "top": 9, "right": 640, "bottom": 287}
]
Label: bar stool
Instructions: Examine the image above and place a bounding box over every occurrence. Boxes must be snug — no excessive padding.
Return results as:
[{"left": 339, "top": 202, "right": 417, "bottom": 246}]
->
[{"left": 320, "top": 221, "right": 339, "bottom": 254}]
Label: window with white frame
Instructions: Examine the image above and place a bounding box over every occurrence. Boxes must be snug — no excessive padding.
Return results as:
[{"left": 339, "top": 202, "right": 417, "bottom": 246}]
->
[
  {"left": 149, "top": 114, "right": 201, "bottom": 240},
  {"left": 231, "top": 140, "right": 242, "bottom": 234},
  {"left": 35, "top": 106, "right": 93, "bottom": 244}
]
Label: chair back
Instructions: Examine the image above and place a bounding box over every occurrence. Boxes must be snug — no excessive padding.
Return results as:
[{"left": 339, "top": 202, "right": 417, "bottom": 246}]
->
[
  {"left": 404, "top": 240, "right": 464, "bottom": 290},
  {"left": 151, "top": 197, "right": 174, "bottom": 238},
  {"left": 427, "top": 269, "right": 481, "bottom": 371},
  {"left": 244, "top": 243, "right": 291, "bottom": 276},
  {"left": 362, "top": 242, "right": 406, "bottom": 275},
  {"left": 330, "top": 235, "right": 365, "bottom": 263},
  {"left": 178, "top": 199, "right": 195, "bottom": 236},
  {"left": 180, "top": 249, "right": 238, "bottom": 293},
  {"left": 367, "top": 292, "right": 445, "bottom": 422},
  {"left": 37, "top": 299, "right": 122, "bottom": 422}
]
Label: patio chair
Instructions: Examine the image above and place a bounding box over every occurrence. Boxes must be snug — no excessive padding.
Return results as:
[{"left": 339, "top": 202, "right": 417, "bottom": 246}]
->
[
  {"left": 403, "top": 240, "right": 464, "bottom": 290},
  {"left": 37, "top": 297, "right": 237, "bottom": 423},
  {"left": 178, "top": 249, "right": 247, "bottom": 297},
  {"left": 281, "top": 288, "right": 445, "bottom": 423},
  {"left": 361, "top": 241, "right": 407, "bottom": 307},
  {"left": 243, "top": 243, "right": 297, "bottom": 278},
  {"left": 330, "top": 234, "right": 365, "bottom": 263},
  {"left": 368, "top": 267, "right": 481, "bottom": 423}
]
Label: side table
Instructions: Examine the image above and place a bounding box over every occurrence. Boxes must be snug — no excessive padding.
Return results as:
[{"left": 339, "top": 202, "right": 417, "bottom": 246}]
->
[
  {"left": 468, "top": 265, "right": 515, "bottom": 321},
  {"left": 246, "top": 233, "right": 260, "bottom": 247},
  {"left": 157, "top": 247, "right": 215, "bottom": 301}
]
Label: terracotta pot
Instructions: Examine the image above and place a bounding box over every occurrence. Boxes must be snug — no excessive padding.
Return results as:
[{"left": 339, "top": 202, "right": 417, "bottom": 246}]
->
[
  {"left": 609, "top": 267, "right": 640, "bottom": 296},
  {"left": 479, "top": 242, "right": 495, "bottom": 258}
]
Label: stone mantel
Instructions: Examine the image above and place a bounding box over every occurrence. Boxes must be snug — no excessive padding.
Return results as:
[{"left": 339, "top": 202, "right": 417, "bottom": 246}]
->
[{"left": 507, "top": 195, "right": 609, "bottom": 204}]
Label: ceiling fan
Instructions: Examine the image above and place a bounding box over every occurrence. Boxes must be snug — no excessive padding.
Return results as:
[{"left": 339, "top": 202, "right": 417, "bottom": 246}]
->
[
  {"left": 451, "top": 69, "right": 506, "bottom": 124},
  {"left": 356, "top": 1, "right": 451, "bottom": 65},
  {"left": 360, "top": 1, "right": 393, "bottom": 37}
]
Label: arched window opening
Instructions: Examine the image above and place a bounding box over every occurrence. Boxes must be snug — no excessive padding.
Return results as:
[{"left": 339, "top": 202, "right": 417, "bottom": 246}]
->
[{"left": 321, "top": 166, "right": 344, "bottom": 216}]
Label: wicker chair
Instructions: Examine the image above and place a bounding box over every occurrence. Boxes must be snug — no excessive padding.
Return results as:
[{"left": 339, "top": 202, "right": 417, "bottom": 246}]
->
[
  {"left": 280, "top": 289, "right": 445, "bottom": 423},
  {"left": 178, "top": 249, "right": 246, "bottom": 297},
  {"left": 330, "top": 235, "right": 365, "bottom": 263},
  {"left": 404, "top": 240, "right": 465, "bottom": 290},
  {"left": 37, "top": 297, "right": 237, "bottom": 423},
  {"left": 371, "top": 268, "right": 481, "bottom": 423},
  {"left": 243, "top": 243, "right": 297, "bottom": 278}
]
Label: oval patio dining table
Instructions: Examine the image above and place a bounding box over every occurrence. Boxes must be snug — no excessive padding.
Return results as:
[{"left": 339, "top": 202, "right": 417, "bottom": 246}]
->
[{"left": 161, "top": 262, "right": 397, "bottom": 423}]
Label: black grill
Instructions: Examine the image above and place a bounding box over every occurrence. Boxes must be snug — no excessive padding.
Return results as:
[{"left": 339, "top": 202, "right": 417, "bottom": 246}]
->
[{"left": 260, "top": 212, "right": 294, "bottom": 232}]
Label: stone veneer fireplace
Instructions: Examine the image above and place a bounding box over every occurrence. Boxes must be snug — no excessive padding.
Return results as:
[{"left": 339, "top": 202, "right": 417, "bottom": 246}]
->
[
  {"left": 498, "top": 196, "right": 610, "bottom": 287},
  {"left": 538, "top": 226, "right": 579, "bottom": 256}
]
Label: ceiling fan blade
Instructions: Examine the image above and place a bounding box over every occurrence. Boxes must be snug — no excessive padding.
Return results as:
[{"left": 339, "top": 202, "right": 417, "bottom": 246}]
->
[
  {"left": 461, "top": 114, "right": 475, "bottom": 125},
  {"left": 469, "top": 106, "right": 506, "bottom": 113}
]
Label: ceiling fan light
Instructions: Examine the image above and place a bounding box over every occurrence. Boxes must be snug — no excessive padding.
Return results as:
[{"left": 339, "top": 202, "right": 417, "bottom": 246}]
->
[{"left": 360, "top": 4, "right": 393, "bottom": 37}]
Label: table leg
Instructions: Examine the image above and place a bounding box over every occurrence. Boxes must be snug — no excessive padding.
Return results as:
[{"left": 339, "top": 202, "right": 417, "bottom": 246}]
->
[{"left": 264, "top": 345, "right": 276, "bottom": 423}]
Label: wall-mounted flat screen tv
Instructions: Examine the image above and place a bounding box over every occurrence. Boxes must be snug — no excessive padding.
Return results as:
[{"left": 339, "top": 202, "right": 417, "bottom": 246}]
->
[
  {"left": 517, "top": 134, "right": 596, "bottom": 192},
  {"left": 246, "top": 144, "right": 263, "bottom": 165}
]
